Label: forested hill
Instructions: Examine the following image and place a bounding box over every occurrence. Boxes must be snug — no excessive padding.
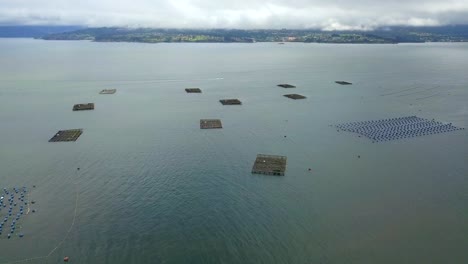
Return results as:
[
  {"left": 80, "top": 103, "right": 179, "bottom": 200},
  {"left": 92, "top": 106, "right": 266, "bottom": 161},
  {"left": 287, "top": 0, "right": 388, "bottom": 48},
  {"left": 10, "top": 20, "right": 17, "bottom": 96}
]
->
[{"left": 0, "top": 26, "right": 83, "bottom": 38}]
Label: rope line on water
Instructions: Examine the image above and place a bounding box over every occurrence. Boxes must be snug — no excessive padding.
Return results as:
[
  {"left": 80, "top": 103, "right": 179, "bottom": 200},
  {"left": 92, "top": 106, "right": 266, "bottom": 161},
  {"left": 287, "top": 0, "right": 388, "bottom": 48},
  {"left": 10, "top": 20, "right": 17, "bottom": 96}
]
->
[{"left": 46, "top": 179, "right": 79, "bottom": 259}]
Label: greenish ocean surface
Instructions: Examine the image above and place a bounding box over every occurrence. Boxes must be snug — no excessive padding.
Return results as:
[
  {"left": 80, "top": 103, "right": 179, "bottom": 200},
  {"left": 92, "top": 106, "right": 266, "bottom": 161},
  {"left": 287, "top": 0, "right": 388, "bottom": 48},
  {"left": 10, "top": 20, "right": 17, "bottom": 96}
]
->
[{"left": 0, "top": 39, "right": 467, "bottom": 263}]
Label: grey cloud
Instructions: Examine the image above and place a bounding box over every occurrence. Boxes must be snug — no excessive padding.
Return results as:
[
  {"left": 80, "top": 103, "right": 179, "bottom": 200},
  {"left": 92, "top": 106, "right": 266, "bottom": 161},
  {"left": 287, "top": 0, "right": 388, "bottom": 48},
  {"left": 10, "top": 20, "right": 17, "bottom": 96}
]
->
[{"left": 0, "top": 0, "right": 468, "bottom": 29}]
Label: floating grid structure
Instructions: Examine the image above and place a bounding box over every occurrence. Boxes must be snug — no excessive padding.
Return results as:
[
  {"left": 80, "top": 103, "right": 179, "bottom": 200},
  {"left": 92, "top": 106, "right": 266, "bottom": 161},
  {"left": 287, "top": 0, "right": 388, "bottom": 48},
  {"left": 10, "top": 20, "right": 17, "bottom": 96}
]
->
[
  {"left": 185, "top": 88, "right": 202, "bottom": 93},
  {"left": 251, "top": 154, "right": 287, "bottom": 176},
  {"left": 277, "top": 84, "right": 296, "bottom": 88},
  {"left": 0, "top": 187, "right": 31, "bottom": 239},
  {"left": 284, "top": 94, "right": 306, "bottom": 100},
  {"left": 220, "top": 99, "right": 242, "bottom": 105},
  {"left": 73, "top": 103, "right": 94, "bottom": 111},
  {"left": 336, "top": 116, "right": 464, "bottom": 142},
  {"left": 99, "top": 89, "right": 116, "bottom": 94},
  {"left": 335, "top": 81, "right": 352, "bottom": 85},
  {"left": 200, "top": 119, "right": 223, "bottom": 129},
  {"left": 49, "top": 129, "right": 83, "bottom": 142}
]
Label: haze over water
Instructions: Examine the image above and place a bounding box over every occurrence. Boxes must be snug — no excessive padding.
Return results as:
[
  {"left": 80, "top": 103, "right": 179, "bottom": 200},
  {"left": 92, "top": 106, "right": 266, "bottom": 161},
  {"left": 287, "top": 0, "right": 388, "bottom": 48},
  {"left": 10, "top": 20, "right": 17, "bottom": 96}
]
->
[{"left": 0, "top": 39, "right": 467, "bottom": 263}]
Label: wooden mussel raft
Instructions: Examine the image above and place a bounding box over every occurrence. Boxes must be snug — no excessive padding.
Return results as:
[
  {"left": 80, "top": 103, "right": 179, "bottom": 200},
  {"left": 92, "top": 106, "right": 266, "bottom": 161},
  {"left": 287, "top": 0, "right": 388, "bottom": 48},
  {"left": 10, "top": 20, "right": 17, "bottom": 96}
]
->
[
  {"left": 251, "top": 154, "right": 287, "bottom": 176},
  {"left": 99, "top": 89, "right": 116, "bottom": 94},
  {"left": 219, "top": 99, "right": 242, "bottom": 105},
  {"left": 73, "top": 103, "right": 94, "bottom": 111},
  {"left": 49, "top": 129, "right": 83, "bottom": 142},
  {"left": 200, "top": 119, "right": 223, "bottom": 129},
  {"left": 283, "top": 94, "right": 306, "bottom": 100},
  {"left": 335, "top": 81, "right": 352, "bottom": 85},
  {"left": 277, "top": 84, "right": 296, "bottom": 88},
  {"left": 185, "top": 88, "right": 202, "bottom": 93}
]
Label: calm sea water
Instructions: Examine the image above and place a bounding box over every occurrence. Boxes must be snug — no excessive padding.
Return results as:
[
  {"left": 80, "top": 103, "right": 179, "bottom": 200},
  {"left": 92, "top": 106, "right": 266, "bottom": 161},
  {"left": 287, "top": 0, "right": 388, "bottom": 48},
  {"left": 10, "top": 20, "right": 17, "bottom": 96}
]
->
[{"left": 0, "top": 39, "right": 467, "bottom": 263}]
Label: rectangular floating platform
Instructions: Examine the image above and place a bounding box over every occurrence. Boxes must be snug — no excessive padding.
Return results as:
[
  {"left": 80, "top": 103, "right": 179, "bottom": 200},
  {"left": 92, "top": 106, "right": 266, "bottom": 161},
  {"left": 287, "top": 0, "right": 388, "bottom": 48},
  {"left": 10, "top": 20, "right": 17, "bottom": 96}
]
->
[
  {"left": 73, "top": 103, "right": 94, "bottom": 111},
  {"left": 219, "top": 99, "right": 242, "bottom": 105},
  {"left": 251, "top": 154, "right": 287, "bottom": 176},
  {"left": 284, "top": 94, "right": 306, "bottom": 100},
  {"left": 49, "top": 129, "right": 83, "bottom": 142},
  {"left": 335, "top": 116, "right": 464, "bottom": 142},
  {"left": 277, "top": 84, "right": 296, "bottom": 88},
  {"left": 200, "top": 119, "right": 223, "bottom": 129},
  {"left": 335, "top": 81, "right": 352, "bottom": 85},
  {"left": 99, "top": 89, "right": 116, "bottom": 94},
  {"left": 185, "top": 88, "right": 202, "bottom": 93}
]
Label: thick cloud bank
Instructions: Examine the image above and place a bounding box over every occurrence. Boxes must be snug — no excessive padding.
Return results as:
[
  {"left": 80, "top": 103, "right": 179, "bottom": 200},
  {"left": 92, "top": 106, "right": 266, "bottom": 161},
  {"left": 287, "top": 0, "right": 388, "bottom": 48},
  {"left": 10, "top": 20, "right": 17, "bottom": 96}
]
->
[{"left": 1, "top": 0, "right": 468, "bottom": 29}]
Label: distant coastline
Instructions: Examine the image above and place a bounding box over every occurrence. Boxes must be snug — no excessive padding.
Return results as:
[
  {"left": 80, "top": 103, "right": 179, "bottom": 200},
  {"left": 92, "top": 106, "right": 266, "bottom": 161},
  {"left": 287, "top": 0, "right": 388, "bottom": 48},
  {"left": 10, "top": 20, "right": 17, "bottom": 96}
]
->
[
  {"left": 3, "top": 25, "right": 468, "bottom": 44},
  {"left": 41, "top": 26, "right": 468, "bottom": 44}
]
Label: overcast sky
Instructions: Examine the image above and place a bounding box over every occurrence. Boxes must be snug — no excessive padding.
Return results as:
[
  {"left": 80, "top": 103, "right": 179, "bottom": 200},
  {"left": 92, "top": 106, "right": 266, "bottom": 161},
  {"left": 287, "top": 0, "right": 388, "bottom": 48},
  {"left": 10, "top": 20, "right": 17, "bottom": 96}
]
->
[{"left": 1, "top": 0, "right": 468, "bottom": 30}]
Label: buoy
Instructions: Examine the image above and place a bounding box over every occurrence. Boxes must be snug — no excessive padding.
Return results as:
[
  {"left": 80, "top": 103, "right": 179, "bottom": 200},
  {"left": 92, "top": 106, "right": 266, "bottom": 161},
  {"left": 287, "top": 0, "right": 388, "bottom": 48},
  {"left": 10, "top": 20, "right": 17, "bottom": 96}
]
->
[
  {"left": 308, "top": 168, "right": 311, "bottom": 171},
  {"left": 64, "top": 256, "right": 70, "bottom": 262}
]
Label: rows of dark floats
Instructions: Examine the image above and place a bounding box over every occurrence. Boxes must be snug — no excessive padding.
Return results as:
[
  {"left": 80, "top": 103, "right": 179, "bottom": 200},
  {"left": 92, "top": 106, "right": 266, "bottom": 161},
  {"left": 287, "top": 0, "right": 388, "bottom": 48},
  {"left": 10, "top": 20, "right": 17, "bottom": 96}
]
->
[
  {"left": 0, "top": 187, "right": 36, "bottom": 240},
  {"left": 336, "top": 116, "right": 464, "bottom": 142}
]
